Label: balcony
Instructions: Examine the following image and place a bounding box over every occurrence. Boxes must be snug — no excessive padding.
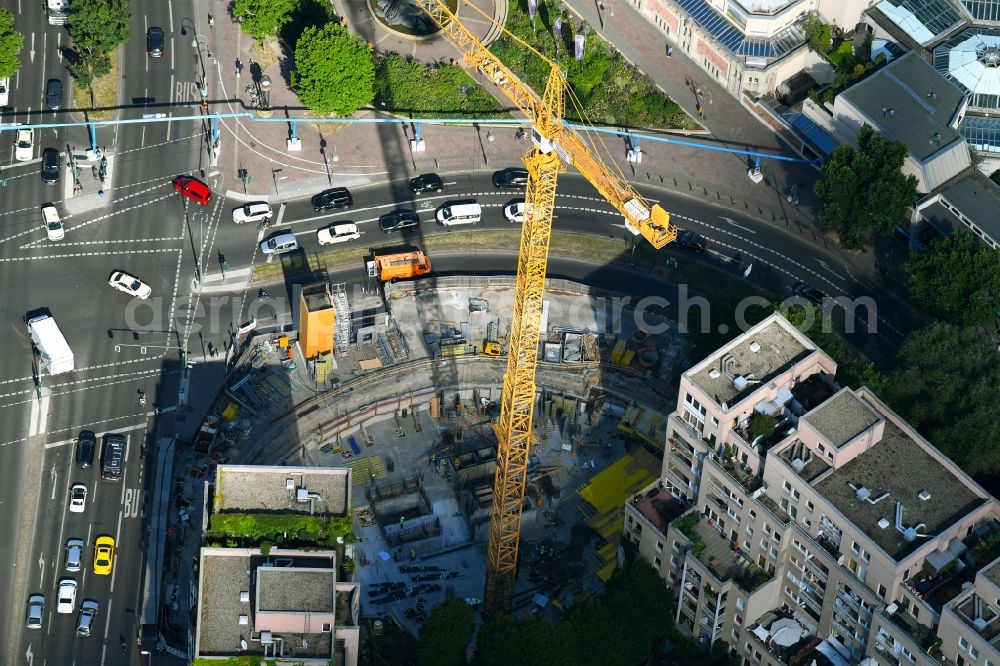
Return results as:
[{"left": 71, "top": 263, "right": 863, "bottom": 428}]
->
[
  {"left": 884, "top": 609, "right": 938, "bottom": 653},
  {"left": 954, "top": 593, "right": 1000, "bottom": 643},
  {"left": 747, "top": 609, "right": 822, "bottom": 666},
  {"left": 677, "top": 513, "right": 773, "bottom": 594},
  {"left": 905, "top": 559, "right": 974, "bottom": 613},
  {"left": 815, "top": 534, "right": 840, "bottom": 559},
  {"left": 756, "top": 491, "right": 792, "bottom": 525},
  {"left": 629, "top": 485, "right": 687, "bottom": 533},
  {"left": 718, "top": 458, "right": 762, "bottom": 494}
]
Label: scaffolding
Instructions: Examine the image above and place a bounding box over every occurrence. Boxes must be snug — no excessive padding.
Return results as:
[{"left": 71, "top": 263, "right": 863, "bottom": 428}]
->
[{"left": 332, "top": 282, "right": 350, "bottom": 357}]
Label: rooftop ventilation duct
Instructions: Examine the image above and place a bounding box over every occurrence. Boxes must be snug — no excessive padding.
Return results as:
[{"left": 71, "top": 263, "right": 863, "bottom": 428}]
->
[
  {"left": 296, "top": 487, "right": 310, "bottom": 503},
  {"left": 918, "top": 489, "right": 931, "bottom": 501},
  {"left": 749, "top": 341, "right": 761, "bottom": 353},
  {"left": 709, "top": 369, "right": 721, "bottom": 379},
  {"left": 239, "top": 614, "right": 249, "bottom": 625},
  {"left": 285, "top": 478, "right": 295, "bottom": 490},
  {"left": 240, "top": 591, "right": 249, "bottom": 602},
  {"left": 878, "top": 518, "right": 890, "bottom": 529}
]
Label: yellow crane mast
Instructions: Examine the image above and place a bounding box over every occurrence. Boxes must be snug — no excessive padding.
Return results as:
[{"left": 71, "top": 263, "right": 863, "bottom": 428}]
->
[{"left": 416, "top": 0, "right": 677, "bottom": 615}]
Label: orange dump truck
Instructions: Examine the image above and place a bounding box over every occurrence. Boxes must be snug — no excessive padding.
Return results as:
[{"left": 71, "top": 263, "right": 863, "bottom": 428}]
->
[{"left": 368, "top": 251, "right": 433, "bottom": 282}]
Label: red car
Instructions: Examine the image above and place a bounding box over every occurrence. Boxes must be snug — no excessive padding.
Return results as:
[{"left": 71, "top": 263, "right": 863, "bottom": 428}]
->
[{"left": 173, "top": 175, "right": 212, "bottom": 205}]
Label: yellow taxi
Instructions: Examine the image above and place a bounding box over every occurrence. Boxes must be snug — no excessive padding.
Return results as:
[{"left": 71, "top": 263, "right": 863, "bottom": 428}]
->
[{"left": 93, "top": 535, "right": 115, "bottom": 576}]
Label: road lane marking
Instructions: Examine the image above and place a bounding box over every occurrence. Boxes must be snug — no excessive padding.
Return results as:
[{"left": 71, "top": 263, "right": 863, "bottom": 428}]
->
[
  {"left": 720, "top": 215, "right": 756, "bottom": 234},
  {"left": 28, "top": 392, "right": 50, "bottom": 436}
]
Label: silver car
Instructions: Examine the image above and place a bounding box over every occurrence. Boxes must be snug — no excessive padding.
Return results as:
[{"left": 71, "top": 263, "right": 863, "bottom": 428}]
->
[
  {"left": 76, "top": 599, "right": 99, "bottom": 636},
  {"left": 26, "top": 594, "right": 44, "bottom": 629},
  {"left": 65, "top": 538, "right": 84, "bottom": 572}
]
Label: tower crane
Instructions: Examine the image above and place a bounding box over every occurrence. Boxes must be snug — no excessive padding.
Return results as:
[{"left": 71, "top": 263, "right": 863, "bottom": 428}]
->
[{"left": 416, "top": 0, "right": 677, "bottom": 615}]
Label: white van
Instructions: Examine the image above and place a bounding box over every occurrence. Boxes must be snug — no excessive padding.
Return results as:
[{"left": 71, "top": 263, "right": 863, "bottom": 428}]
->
[{"left": 436, "top": 201, "right": 482, "bottom": 227}]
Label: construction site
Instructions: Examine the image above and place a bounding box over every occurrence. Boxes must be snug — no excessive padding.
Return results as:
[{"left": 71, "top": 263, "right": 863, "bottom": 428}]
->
[{"left": 180, "top": 274, "right": 689, "bottom": 633}]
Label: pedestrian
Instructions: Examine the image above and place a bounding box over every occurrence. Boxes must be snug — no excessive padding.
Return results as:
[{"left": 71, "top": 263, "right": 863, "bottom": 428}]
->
[
  {"left": 98, "top": 189, "right": 105, "bottom": 199},
  {"left": 667, "top": 45, "right": 673, "bottom": 58},
  {"left": 208, "top": 13, "right": 214, "bottom": 28}
]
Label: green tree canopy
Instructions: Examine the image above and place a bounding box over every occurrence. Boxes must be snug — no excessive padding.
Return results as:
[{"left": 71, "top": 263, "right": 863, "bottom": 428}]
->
[
  {"left": 417, "top": 597, "right": 475, "bottom": 666},
  {"left": 814, "top": 124, "right": 918, "bottom": 249},
  {"left": 0, "top": 9, "right": 24, "bottom": 79},
  {"left": 886, "top": 322, "right": 1000, "bottom": 475},
  {"left": 292, "top": 24, "right": 374, "bottom": 116},
  {"left": 67, "top": 0, "right": 130, "bottom": 62},
  {"left": 233, "top": 0, "right": 297, "bottom": 43},
  {"left": 907, "top": 232, "right": 1000, "bottom": 326}
]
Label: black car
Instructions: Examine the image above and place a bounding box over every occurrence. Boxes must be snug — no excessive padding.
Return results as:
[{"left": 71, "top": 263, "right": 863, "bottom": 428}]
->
[
  {"left": 76, "top": 430, "right": 96, "bottom": 469},
  {"left": 675, "top": 230, "right": 707, "bottom": 252},
  {"left": 46, "top": 79, "right": 63, "bottom": 110},
  {"left": 492, "top": 167, "right": 529, "bottom": 189},
  {"left": 146, "top": 27, "right": 165, "bottom": 58},
  {"left": 101, "top": 433, "right": 126, "bottom": 481},
  {"left": 41, "top": 148, "right": 60, "bottom": 184},
  {"left": 793, "top": 282, "right": 828, "bottom": 306},
  {"left": 311, "top": 187, "right": 353, "bottom": 211},
  {"left": 378, "top": 210, "right": 420, "bottom": 233},
  {"left": 409, "top": 173, "right": 443, "bottom": 194}
]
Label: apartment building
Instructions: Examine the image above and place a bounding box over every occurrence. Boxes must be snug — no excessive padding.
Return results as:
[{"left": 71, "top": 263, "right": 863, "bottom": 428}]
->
[{"left": 624, "top": 313, "right": 1000, "bottom": 666}]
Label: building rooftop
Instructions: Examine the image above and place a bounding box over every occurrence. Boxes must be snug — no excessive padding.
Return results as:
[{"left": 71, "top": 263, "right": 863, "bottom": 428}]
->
[
  {"left": 918, "top": 170, "right": 1000, "bottom": 247},
  {"left": 687, "top": 315, "right": 814, "bottom": 408},
  {"left": 984, "top": 558, "right": 1000, "bottom": 588},
  {"left": 840, "top": 51, "right": 966, "bottom": 162},
  {"left": 257, "top": 568, "right": 335, "bottom": 613},
  {"left": 874, "top": 0, "right": 965, "bottom": 46},
  {"left": 780, "top": 441, "right": 831, "bottom": 483},
  {"left": 302, "top": 282, "right": 333, "bottom": 312},
  {"left": 814, "top": 416, "right": 984, "bottom": 560},
  {"left": 804, "top": 389, "right": 882, "bottom": 450},
  {"left": 197, "top": 549, "right": 337, "bottom": 658},
  {"left": 214, "top": 465, "right": 350, "bottom": 517},
  {"left": 934, "top": 28, "right": 1000, "bottom": 111}
]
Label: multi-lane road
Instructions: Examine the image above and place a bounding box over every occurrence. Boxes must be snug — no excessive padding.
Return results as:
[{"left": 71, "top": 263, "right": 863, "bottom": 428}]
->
[{"left": 0, "top": 3, "right": 920, "bottom": 663}]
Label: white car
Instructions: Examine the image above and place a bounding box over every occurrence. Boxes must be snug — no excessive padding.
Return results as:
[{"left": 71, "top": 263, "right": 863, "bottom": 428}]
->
[
  {"left": 232, "top": 201, "right": 272, "bottom": 224},
  {"left": 317, "top": 223, "right": 360, "bottom": 245},
  {"left": 108, "top": 270, "right": 152, "bottom": 299},
  {"left": 42, "top": 204, "right": 64, "bottom": 241},
  {"left": 15, "top": 128, "right": 33, "bottom": 162},
  {"left": 26, "top": 594, "right": 44, "bottom": 629},
  {"left": 65, "top": 538, "right": 84, "bottom": 572},
  {"left": 56, "top": 579, "right": 77, "bottom": 614},
  {"left": 68, "top": 484, "right": 87, "bottom": 513},
  {"left": 503, "top": 201, "right": 527, "bottom": 223},
  {"left": 0, "top": 77, "right": 9, "bottom": 106}
]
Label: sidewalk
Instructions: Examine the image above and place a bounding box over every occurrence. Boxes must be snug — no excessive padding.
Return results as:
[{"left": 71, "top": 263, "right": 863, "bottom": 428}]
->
[{"left": 200, "top": 0, "right": 851, "bottom": 265}]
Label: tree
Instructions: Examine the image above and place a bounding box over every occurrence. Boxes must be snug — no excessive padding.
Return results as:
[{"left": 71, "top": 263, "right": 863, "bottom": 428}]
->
[
  {"left": 886, "top": 322, "right": 1000, "bottom": 475},
  {"left": 907, "top": 232, "right": 1000, "bottom": 326},
  {"left": 814, "top": 124, "right": 918, "bottom": 249},
  {"left": 803, "top": 13, "right": 831, "bottom": 53},
  {"left": 233, "top": 0, "right": 297, "bottom": 44},
  {"left": 0, "top": 9, "right": 24, "bottom": 79},
  {"left": 417, "top": 597, "right": 475, "bottom": 666},
  {"left": 67, "top": 0, "right": 130, "bottom": 62},
  {"left": 292, "top": 24, "right": 374, "bottom": 116}
]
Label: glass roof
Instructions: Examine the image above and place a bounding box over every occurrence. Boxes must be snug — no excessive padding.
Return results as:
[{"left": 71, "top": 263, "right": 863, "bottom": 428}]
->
[
  {"left": 962, "top": 0, "right": 1000, "bottom": 22},
  {"left": 876, "top": 0, "right": 964, "bottom": 44},
  {"left": 934, "top": 28, "right": 1000, "bottom": 109},
  {"left": 674, "top": 0, "right": 806, "bottom": 61},
  {"left": 961, "top": 115, "right": 1000, "bottom": 152}
]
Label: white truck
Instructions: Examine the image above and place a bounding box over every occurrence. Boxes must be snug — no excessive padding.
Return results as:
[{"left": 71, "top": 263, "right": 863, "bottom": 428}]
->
[
  {"left": 28, "top": 314, "right": 74, "bottom": 374},
  {"left": 46, "top": 0, "right": 68, "bottom": 25}
]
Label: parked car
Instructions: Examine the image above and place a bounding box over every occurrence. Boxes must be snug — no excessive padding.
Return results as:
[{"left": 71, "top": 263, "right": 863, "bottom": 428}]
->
[
  {"left": 68, "top": 484, "right": 87, "bottom": 513},
  {"left": 46, "top": 79, "right": 63, "bottom": 110},
  {"left": 311, "top": 187, "right": 353, "bottom": 211},
  {"left": 146, "top": 26, "right": 165, "bottom": 58},
  {"left": 76, "top": 430, "right": 96, "bottom": 469},
  {"left": 65, "top": 538, "right": 84, "bottom": 573},
  {"left": 42, "top": 204, "right": 64, "bottom": 241},
  {"left": 77, "top": 600, "right": 99, "bottom": 637},
  {"left": 316, "top": 223, "right": 360, "bottom": 245},
  {"left": 232, "top": 201, "right": 272, "bottom": 224},
  {"left": 503, "top": 198, "right": 526, "bottom": 223},
  {"left": 793, "top": 282, "right": 827, "bottom": 306},
  {"left": 378, "top": 210, "right": 420, "bottom": 233},
  {"left": 108, "top": 270, "right": 152, "bottom": 299},
  {"left": 492, "top": 167, "right": 529, "bottom": 189},
  {"left": 41, "top": 148, "right": 60, "bottom": 184},
  {"left": 15, "top": 128, "right": 33, "bottom": 162},
  {"left": 25, "top": 594, "right": 44, "bottom": 629},
  {"left": 172, "top": 175, "right": 212, "bottom": 205},
  {"left": 0, "top": 77, "right": 9, "bottom": 107},
  {"left": 409, "top": 173, "right": 443, "bottom": 194},
  {"left": 675, "top": 230, "right": 707, "bottom": 252},
  {"left": 56, "top": 579, "right": 77, "bottom": 614},
  {"left": 93, "top": 535, "right": 115, "bottom": 576}
]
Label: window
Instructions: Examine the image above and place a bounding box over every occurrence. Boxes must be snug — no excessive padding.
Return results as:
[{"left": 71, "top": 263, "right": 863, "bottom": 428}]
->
[
  {"left": 781, "top": 497, "right": 789, "bottom": 511},
  {"left": 851, "top": 541, "right": 861, "bottom": 555},
  {"left": 878, "top": 584, "right": 886, "bottom": 598},
  {"left": 970, "top": 646, "right": 979, "bottom": 661},
  {"left": 654, "top": 557, "right": 662, "bottom": 568},
  {"left": 792, "top": 489, "right": 801, "bottom": 501},
  {"left": 655, "top": 541, "right": 664, "bottom": 553},
  {"left": 737, "top": 597, "right": 746, "bottom": 611},
  {"left": 772, "top": 531, "right": 780, "bottom": 543},
  {"left": 323, "top": 622, "right": 332, "bottom": 631},
  {"left": 749, "top": 510, "right": 757, "bottom": 521},
  {"left": 783, "top": 480, "right": 792, "bottom": 493},
  {"left": 805, "top": 500, "right": 814, "bottom": 513},
  {"left": 763, "top": 523, "right": 771, "bottom": 535},
  {"left": 711, "top": 416, "right": 720, "bottom": 428},
  {"left": 803, "top": 518, "right": 812, "bottom": 530}
]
